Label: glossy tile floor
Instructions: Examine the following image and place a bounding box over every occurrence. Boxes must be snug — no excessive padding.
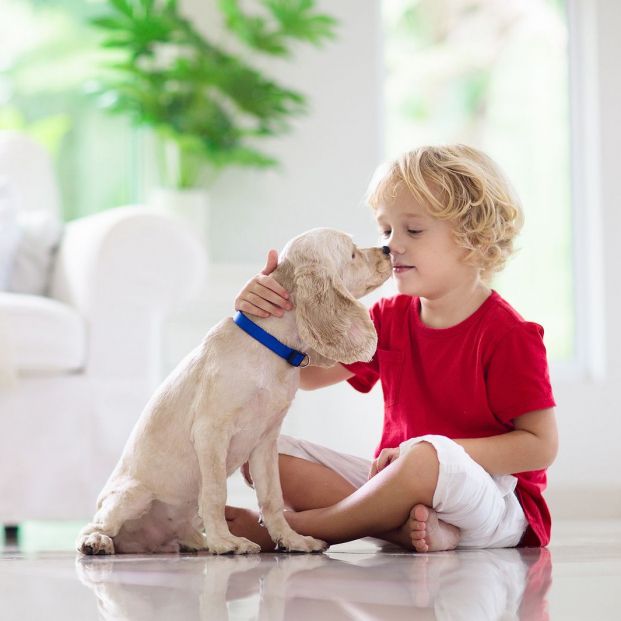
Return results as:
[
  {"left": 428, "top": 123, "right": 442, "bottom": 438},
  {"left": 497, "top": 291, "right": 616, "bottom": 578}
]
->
[{"left": 1, "top": 520, "right": 620, "bottom": 620}]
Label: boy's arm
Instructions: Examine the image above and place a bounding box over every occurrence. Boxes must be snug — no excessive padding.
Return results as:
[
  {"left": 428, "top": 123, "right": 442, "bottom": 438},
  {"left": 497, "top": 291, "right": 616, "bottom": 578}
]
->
[
  {"left": 300, "top": 364, "right": 354, "bottom": 390},
  {"left": 235, "top": 250, "right": 292, "bottom": 318},
  {"left": 454, "top": 408, "right": 558, "bottom": 475}
]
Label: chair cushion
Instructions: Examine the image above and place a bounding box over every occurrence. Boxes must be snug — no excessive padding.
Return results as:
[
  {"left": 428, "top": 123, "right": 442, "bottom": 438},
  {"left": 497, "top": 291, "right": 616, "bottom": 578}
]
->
[
  {"left": 0, "top": 178, "right": 20, "bottom": 289},
  {"left": 0, "top": 293, "right": 85, "bottom": 373},
  {"left": 0, "top": 131, "right": 63, "bottom": 296},
  {"left": 5, "top": 211, "right": 62, "bottom": 296}
]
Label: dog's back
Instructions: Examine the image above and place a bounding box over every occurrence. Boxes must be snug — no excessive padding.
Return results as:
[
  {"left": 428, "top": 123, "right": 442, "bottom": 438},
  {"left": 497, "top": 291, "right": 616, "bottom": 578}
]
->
[{"left": 96, "top": 317, "right": 299, "bottom": 505}]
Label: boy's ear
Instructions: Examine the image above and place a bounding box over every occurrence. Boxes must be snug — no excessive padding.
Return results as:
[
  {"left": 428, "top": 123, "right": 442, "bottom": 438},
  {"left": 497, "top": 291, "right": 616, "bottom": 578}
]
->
[{"left": 293, "top": 264, "right": 377, "bottom": 365}]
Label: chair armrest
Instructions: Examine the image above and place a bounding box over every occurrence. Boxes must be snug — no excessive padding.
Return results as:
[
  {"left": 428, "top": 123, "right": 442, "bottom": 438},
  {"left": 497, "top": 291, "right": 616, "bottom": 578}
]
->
[{"left": 49, "top": 205, "right": 206, "bottom": 383}]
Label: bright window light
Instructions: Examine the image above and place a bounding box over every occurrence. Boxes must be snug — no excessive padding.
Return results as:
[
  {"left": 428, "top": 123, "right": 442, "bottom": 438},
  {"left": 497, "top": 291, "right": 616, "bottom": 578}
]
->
[{"left": 383, "top": 0, "right": 572, "bottom": 362}]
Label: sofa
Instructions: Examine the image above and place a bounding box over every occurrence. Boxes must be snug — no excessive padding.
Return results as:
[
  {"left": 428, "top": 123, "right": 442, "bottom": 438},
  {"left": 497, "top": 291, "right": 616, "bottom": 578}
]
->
[{"left": 0, "top": 131, "right": 206, "bottom": 526}]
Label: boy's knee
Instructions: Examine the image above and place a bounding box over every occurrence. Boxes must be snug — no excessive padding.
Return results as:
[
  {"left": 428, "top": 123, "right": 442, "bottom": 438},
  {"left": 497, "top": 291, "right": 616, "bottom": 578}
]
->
[
  {"left": 401, "top": 440, "right": 438, "bottom": 465},
  {"left": 398, "top": 441, "right": 440, "bottom": 498},
  {"left": 277, "top": 454, "right": 306, "bottom": 488}
]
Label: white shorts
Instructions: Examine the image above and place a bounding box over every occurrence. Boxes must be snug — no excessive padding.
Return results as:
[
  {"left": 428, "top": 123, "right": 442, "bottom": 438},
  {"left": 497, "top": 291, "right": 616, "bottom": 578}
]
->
[{"left": 277, "top": 434, "right": 528, "bottom": 549}]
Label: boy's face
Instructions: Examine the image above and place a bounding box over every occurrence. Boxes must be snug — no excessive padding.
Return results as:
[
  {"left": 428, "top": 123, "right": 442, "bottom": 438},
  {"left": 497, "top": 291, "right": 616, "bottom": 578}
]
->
[{"left": 375, "top": 185, "right": 478, "bottom": 299}]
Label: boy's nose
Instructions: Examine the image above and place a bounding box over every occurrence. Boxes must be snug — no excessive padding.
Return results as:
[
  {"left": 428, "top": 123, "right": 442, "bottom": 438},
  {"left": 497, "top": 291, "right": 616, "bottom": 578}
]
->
[{"left": 382, "top": 245, "right": 391, "bottom": 255}]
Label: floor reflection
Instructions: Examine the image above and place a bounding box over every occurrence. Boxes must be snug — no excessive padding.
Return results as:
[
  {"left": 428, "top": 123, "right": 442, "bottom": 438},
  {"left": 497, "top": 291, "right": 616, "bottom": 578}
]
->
[{"left": 75, "top": 546, "right": 552, "bottom": 620}]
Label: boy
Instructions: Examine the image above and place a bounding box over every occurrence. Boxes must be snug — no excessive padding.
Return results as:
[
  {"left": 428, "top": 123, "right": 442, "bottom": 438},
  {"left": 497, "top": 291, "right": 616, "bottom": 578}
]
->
[{"left": 228, "top": 144, "right": 558, "bottom": 552}]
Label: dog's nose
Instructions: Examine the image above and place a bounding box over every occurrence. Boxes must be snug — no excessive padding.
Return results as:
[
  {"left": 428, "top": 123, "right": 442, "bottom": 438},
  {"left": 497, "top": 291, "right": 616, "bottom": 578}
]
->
[{"left": 382, "top": 245, "right": 391, "bottom": 256}]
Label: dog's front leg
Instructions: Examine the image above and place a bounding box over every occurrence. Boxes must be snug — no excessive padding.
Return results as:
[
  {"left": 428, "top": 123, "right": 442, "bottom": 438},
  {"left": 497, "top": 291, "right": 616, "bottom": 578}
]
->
[
  {"left": 193, "top": 421, "right": 260, "bottom": 555},
  {"left": 248, "top": 432, "right": 327, "bottom": 553}
]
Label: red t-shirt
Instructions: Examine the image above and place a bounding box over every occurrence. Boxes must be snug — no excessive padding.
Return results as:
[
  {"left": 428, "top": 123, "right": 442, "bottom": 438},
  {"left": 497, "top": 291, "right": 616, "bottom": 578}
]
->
[{"left": 343, "top": 291, "right": 556, "bottom": 547}]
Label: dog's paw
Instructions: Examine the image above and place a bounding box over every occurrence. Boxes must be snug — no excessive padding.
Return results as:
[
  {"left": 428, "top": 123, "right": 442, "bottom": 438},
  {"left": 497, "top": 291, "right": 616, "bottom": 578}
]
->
[
  {"left": 204, "top": 535, "right": 261, "bottom": 555},
  {"left": 275, "top": 533, "right": 328, "bottom": 553},
  {"left": 77, "top": 532, "right": 115, "bottom": 556}
]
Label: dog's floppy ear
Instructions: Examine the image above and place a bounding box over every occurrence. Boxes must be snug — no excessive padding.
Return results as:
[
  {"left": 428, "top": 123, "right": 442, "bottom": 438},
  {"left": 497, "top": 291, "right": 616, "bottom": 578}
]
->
[{"left": 293, "top": 264, "right": 378, "bottom": 365}]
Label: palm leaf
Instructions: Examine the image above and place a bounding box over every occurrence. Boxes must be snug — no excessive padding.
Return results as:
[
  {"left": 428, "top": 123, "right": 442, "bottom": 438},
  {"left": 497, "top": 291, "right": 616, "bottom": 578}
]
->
[{"left": 90, "top": 0, "right": 338, "bottom": 184}]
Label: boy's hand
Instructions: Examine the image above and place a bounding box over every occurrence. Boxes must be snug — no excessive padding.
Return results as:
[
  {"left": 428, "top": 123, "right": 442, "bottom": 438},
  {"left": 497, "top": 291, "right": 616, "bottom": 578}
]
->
[
  {"left": 234, "top": 249, "right": 293, "bottom": 318},
  {"left": 368, "top": 447, "right": 400, "bottom": 479}
]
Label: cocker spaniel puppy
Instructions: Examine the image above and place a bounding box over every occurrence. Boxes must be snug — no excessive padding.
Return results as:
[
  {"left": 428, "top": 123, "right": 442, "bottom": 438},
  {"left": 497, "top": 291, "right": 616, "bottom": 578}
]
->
[{"left": 77, "top": 228, "right": 391, "bottom": 555}]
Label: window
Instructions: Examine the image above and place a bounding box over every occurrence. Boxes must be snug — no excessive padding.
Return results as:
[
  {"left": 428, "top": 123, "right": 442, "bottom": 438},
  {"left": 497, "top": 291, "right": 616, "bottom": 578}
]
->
[
  {"left": 0, "top": 0, "right": 137, "bottom": 221},
  {"left": 383, "top": 0, "right": 572, "bottom": 362}
]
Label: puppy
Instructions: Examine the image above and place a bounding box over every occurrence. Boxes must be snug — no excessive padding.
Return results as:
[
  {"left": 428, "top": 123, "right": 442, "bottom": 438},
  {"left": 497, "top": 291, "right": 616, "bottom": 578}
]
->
[{"left": 76, "top": 228, "right": 391, "bottom": 555}]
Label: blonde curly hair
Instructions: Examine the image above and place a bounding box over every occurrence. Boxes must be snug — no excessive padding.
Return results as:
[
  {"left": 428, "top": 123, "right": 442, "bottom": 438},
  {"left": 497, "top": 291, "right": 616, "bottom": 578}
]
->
[{"left": 367, "top": 144, "right": 524, "bottom": 280}]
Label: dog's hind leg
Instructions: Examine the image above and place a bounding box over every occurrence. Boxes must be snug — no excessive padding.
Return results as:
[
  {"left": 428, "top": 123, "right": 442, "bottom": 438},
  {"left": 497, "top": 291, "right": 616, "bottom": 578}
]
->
[
  {"left": 248, "top": 431, "right": 327, "bottom": 553},
  {"left": 76, "top": 481, "right": 154, "bottom": 555},
  {"left": 192, "top": 420, "right": 261, "bottom": 555}
]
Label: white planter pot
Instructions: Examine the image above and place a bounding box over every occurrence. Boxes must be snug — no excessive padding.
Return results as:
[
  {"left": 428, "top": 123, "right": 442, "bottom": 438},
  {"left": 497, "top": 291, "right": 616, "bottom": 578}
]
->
[{"left": 150, "top": 188, "right": 209, "bottom": 253}]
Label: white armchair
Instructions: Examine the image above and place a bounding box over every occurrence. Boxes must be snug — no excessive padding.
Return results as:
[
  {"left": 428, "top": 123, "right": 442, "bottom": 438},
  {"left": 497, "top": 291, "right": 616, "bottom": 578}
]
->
[{"left": 0, "top": 132, "right": 206, "bottom": 525}]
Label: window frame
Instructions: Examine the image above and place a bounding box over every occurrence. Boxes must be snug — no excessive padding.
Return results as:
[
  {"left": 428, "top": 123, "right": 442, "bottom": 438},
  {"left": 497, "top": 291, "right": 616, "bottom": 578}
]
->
[{"left": 561, "top": 0, "right": 606, "bottom": 381}]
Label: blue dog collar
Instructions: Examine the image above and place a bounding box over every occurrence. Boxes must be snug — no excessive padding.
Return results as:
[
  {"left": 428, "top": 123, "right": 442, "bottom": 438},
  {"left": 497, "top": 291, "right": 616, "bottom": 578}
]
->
[{"left": 233, "top": 311, "right": 310, "bottom": 368}]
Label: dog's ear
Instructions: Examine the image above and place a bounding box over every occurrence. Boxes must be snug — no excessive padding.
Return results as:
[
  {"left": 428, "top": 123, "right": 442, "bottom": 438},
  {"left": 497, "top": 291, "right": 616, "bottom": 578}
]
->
[{"left": 293, "top": 264, "right": 377, "bottom": 365}]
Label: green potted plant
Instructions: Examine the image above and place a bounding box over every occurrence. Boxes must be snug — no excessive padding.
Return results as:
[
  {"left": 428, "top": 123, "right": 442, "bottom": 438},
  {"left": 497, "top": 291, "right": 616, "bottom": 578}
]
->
[{"left": 89, "top": 0, "right": 336, "bottom": 239}]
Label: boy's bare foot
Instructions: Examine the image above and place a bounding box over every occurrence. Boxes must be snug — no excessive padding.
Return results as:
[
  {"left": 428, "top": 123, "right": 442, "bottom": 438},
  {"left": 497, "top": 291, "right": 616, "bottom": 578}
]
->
[
  {"left": 225, "top": 506, "right": 278, "bottom": 552},
  {"left": 409, "top": 504, "right": 460, "bottom": 553}
]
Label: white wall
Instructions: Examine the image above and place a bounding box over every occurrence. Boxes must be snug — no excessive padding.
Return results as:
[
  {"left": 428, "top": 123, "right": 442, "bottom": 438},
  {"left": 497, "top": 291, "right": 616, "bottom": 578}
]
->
[
  {"left": 182, "top": 0, "right": 383, "bottom": 262},
  {"left": 168, "top": 0, "right": 621, "bottom": 518},
  {"left": 544, "top": 0, "right": 621, "bottom": 516}
]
